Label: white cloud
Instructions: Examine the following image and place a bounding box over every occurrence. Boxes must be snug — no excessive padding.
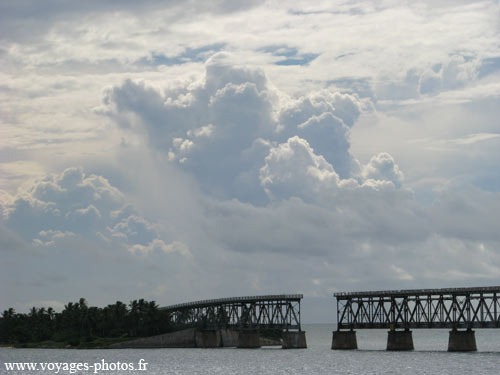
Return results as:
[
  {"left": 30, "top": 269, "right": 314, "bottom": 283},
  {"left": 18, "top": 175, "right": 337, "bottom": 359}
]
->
[
  {"left": 101, "top": 57, "right": 369, "bottom": 202},
  {"left": 1, "top": 168, "right": 184, "bottom": 257},
  {"left": 390, "top": 264, "right": 414, "bottom": 281},
  {"left": 452, "top": 133, "right": 500, "bottom": 145},
  {"left": 129, "top": 239, "right": 191, "bottom": 257},
  {"left": 419, "top": 55, "right": 479, "bottom": 95},
  {"left": 259, "top": 136, "right": 340, "bottom": 200},
  {"left": 33, "top": 230, "right": 76, "bottom": 247},
  {"left": 362, "top": 152, "right": 404, "bottom": 188}
]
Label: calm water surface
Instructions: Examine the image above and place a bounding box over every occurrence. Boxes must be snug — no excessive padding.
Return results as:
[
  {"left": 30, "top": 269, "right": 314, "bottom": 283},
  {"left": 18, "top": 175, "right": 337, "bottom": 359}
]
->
[{"left": 1, "top": 324, "right": 500, "bottom": 374}]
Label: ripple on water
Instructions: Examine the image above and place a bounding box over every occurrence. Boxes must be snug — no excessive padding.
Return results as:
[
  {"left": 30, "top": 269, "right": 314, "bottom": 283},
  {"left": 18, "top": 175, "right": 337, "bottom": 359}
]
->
[{"left": 1, "top": 325, "right": 499, "bottom": 375}]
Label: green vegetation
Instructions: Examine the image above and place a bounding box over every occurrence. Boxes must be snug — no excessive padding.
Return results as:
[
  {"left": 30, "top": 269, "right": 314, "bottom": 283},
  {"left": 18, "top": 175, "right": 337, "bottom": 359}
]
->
[{"left": 0, "top": 298, "right": 173, "bottom": 348}]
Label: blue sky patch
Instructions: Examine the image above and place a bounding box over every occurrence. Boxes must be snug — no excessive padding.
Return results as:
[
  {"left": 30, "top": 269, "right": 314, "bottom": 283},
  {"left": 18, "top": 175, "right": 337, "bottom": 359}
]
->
[
  {"left": 478, "top": 56, "right": 500, "bottom": 78},
  {"left": 275, "top": 53, "right": 319, "bottom": 66},
  {"left": 139, "top": 43, "right": 226, "bottom": 66},
  {"left": 259, "top": 45, "right": 319, "bottom": 66}
]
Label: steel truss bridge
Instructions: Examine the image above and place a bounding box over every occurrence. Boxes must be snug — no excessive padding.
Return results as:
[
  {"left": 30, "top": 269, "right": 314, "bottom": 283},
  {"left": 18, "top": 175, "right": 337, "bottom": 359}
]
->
[
  {"left": 162, "top": 294, "right": 303, "bottom": 330},
  {"left": 335, "top": 286, "right": 500, "bottom": 330}
]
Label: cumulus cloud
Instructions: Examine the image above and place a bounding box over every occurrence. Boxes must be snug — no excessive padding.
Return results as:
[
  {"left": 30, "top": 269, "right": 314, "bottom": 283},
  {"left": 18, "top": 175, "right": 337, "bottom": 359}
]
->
[
  {"left": 102, "top": 55, "right": 373, "bottom": 201},
  {"left": 362, "top": 152, "right": 404, "bottom": 188},
  {"left": 0, "top": 167, "right": 188, "bottom": 258},
  {"left": 419, "top": 55, "right": 478, "bottom": 95},
  {"left": 4, "top": 167, "right": 123, "bottom": 239},
  {"left": 296, "top": 112, "right": 354, "bottom": 178},
  {"left": 260, "top": 136, "right": 340, "bottom": 200},
  {"left": 376, "top": 55, "right": 482, "bottom": 100},
  {"left": 100, "top": 58, "right": 274, "bottom": 203}
]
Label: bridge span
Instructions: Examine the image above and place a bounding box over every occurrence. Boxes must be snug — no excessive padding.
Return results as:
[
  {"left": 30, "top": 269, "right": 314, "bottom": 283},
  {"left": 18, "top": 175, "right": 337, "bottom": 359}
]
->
[
  {"left": 332, "top": 286, "right": 500, "bottom": 351},
  {"left": 161, "top": 294, "right": 306, "bottom": 348}
]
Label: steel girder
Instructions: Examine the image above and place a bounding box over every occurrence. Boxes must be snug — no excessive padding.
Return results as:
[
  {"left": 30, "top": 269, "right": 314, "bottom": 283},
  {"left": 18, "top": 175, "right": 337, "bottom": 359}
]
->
[
  {"left": 163, "top": 294, "right": 302, "bottom": 330},
  {"left": 335, "top": 286, "right": 500, "bottom": 330}
]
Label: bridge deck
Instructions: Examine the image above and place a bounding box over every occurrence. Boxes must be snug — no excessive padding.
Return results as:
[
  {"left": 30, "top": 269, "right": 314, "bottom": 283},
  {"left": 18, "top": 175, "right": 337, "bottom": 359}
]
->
[
  {"left": 335, "top": 286, "right": 500, "bottom": 298},
  {"left": 162, "top": 294, "right": 303, "bottom": 311}
]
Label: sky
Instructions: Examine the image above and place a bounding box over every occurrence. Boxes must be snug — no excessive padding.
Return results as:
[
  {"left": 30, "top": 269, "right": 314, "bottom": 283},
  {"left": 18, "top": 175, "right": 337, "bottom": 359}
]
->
[{"left": 1, "top": 0, "right": 500, "bottom": 323}]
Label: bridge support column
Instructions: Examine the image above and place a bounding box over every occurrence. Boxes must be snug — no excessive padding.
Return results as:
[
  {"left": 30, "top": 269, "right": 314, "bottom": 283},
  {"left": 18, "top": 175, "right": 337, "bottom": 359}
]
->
[
  {"left": 219, "top": 329, "right": 239, "bottom": 347},
  {"left": 237, "top": 329, "right": 261, "bottom": 348},
  {"left": 448, "top": 329, "right": 477, "bottom": 352},
  {"left": 195, "top": 330, "right": 222, "bottom": 348},
  {"left": 282, "top": 330, "right": 307, "bottom": 349},
  {"left": 386, "top": 330, "right": 414, "bottom": 351},
  {"left": 331, "top": 330, "right": 357, "bottom": 350}
]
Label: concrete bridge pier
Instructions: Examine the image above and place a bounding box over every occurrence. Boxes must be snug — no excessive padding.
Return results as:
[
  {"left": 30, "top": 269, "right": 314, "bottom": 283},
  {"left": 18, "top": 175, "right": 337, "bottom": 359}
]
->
[
  {"left": 331, "top": 330, "right": 358, "bottom": 350},
  {"left": 282, "top": 330, "right": 307, "bottom": 349},
  {"left": 448, "top": 329, "right": 477, "bottom": 352},
  {"left": 237, "top": 329, "right": 261, "bottom": 348},
  {"left": 195, "top": 329, "right": 222, "bottom": 348},
  {"left": 386, "top": 330, "right": 414, "bottom": 351},
  {"left": 219, "top": 329, "right": 239, "bottom": 347}
]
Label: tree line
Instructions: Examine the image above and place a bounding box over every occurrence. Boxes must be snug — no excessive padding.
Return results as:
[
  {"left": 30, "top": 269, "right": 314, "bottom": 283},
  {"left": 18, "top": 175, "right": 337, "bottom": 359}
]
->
[{"left": 0, "top": 298, "right": 173, "bottom": 346}]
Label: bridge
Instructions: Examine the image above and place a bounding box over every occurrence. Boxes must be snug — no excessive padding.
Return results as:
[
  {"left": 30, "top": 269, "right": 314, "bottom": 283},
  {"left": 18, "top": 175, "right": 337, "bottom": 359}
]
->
[
  {"left": 332, "top": 286, "right": 500, "bottom": 351},
  {"left": 161, "top": 294, "right": 306, "bottom": 348}
]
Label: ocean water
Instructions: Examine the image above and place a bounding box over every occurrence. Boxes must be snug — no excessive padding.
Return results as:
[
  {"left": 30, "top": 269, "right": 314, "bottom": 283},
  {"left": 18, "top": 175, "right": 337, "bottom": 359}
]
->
[{"left": 1, "top": 324, "right": 500, "bottom": 374}]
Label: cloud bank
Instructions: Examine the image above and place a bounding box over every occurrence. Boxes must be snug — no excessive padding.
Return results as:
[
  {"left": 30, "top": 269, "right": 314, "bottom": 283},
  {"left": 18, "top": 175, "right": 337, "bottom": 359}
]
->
[{"left": 1, "top": 1, "right": 500, "bottom": 322}]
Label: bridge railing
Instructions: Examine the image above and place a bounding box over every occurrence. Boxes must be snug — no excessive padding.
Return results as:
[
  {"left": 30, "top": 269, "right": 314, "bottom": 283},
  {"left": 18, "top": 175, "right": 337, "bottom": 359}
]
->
[
  {"left": 163, "top": 294, "right": 303, "bottom": 311},
  {"left": 334, "top": 286, "right": 500, "bottom": 298}
]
